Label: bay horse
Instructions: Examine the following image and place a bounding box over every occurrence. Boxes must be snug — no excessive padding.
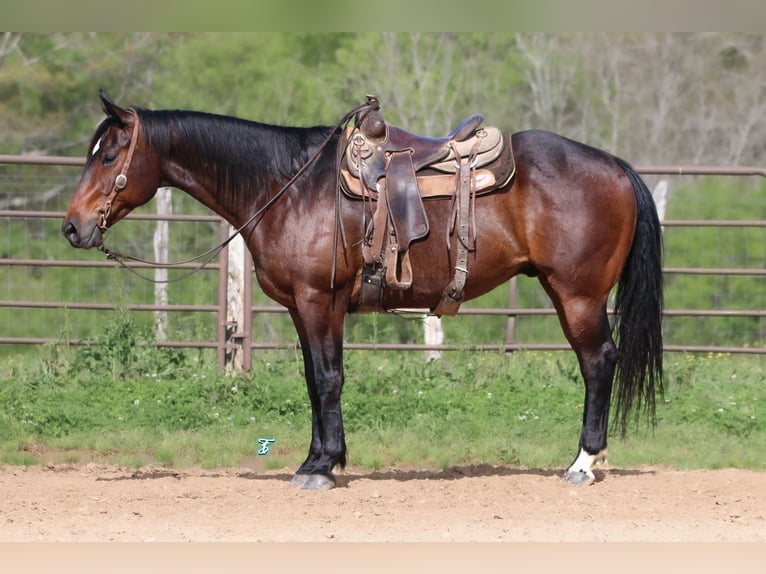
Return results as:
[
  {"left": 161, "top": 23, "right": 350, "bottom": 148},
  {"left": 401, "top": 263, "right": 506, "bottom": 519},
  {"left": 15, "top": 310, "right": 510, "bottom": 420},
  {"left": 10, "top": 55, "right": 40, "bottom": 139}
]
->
[{"left": 62, "top": 91, "right": 663, "bottom": 489}]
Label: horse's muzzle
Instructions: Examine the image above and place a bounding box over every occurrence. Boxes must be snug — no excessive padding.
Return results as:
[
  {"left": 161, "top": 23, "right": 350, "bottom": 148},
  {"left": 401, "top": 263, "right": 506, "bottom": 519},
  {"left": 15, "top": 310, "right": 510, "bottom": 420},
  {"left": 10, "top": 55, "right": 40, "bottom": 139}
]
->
[{"left": 62, "top": 218, "right": 103, "bottom": 249}]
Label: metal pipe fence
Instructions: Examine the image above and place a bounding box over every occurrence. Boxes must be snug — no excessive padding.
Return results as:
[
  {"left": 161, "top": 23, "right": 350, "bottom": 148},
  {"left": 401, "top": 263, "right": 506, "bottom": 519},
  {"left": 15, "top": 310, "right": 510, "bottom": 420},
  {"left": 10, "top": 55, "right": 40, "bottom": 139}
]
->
[{"left": 1, "top": 155, "right": 764, "bottom": 365}]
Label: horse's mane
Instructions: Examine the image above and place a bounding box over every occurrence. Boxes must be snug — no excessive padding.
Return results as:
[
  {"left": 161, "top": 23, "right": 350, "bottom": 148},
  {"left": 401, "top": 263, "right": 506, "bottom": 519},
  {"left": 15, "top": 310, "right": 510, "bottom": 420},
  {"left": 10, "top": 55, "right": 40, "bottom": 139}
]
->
[{"left": 135, "top": 108, "right": 336, "bottom": 202}]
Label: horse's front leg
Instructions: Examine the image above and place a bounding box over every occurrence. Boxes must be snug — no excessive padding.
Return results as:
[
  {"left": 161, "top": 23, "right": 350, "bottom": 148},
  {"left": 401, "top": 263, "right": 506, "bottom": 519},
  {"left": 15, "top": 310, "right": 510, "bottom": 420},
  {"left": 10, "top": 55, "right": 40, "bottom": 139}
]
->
[
  {"left": 287, "top": 304, "right": 347, "bottom": 491},
  {"left": 288, "top": 309, "right": 323, "bottom": 481}
]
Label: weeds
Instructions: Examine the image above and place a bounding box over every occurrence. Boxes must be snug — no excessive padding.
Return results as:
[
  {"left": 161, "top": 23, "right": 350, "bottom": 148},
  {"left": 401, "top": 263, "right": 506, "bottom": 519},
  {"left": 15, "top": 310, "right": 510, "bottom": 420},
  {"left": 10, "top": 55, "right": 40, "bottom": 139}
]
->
[{"left": 0, "top": 312, "right": 764, "bottom": 470}]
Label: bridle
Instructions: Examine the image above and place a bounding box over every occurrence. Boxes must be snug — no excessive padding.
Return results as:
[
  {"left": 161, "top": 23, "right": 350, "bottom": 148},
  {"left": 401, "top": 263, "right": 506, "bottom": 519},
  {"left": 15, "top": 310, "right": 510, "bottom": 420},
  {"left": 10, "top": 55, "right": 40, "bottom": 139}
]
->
[{"left": 97, "top": 108, "right": 141, "bottom": 233}]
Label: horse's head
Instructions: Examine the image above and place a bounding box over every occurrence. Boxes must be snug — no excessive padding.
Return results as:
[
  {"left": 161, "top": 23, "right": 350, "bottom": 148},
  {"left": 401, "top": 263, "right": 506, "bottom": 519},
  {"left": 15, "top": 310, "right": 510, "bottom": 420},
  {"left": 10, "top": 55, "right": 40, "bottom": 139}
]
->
[{"left": 62, "top": 90, "right": 160, "bottom": 249}]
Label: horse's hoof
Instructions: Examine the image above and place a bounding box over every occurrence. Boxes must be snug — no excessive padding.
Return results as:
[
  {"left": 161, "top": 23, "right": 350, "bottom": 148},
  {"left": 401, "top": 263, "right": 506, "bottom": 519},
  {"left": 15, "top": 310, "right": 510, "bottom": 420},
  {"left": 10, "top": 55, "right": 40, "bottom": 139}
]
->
[
  {"left": 563, "top": 469, "right": 595, "bottom": 486},
  {"left": 300, "top": 473, "right": 336, "bottom": 491},
  {"left": 289, "top": 474, "right": 311, "bottom": 488}
]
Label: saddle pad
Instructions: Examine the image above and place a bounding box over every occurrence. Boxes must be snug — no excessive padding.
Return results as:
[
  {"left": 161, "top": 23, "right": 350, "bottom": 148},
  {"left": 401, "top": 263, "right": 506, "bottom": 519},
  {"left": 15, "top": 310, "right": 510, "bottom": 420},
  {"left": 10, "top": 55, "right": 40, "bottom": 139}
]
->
[
  {"left": 343, "top": 125, "right": 504, "bottom": 182},
  {"left": 339, "top": 131, "right": 515, "bottom": 201},
  {"left": 340, "top": 168, "right": 498, "bottom": 200}
]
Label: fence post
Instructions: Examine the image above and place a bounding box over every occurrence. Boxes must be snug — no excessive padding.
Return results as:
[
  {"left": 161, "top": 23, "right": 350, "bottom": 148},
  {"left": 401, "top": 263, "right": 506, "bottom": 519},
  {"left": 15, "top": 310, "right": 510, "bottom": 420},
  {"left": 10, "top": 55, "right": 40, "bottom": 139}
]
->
[
  {"left": 424, "top": 315, "right": 443, "bottom": 361},
  {"left": 505, "top": 276, "right": 517, "bottom": 351},
  {"left": 224, "top": 226, "right": 248, "bottom": 371},
  {"left": 243, "top": 253, "right": 253, "bottom": 371},
  {"left": 217, "top": 222, "right": 230, "bottom": 369},
  {"left": 653, "top": 179, "right": 668, "bottom": 226},
  {"left": 153, "top": 187, "right": 171, "bottom": 340}
]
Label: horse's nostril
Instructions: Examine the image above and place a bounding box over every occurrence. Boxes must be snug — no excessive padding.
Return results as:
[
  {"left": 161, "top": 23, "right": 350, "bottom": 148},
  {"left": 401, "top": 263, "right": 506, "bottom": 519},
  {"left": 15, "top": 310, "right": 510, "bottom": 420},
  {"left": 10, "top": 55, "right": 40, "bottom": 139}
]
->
[{"left": 62, "top": 221, "right": 78, "bottom": 241}]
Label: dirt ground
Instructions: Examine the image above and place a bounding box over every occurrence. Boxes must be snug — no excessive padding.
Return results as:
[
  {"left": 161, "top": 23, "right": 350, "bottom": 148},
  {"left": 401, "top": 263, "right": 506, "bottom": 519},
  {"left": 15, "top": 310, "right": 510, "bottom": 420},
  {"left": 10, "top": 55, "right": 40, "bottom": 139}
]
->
[{"left": 1, "top": 463, "right": 764, "bottom": 542}]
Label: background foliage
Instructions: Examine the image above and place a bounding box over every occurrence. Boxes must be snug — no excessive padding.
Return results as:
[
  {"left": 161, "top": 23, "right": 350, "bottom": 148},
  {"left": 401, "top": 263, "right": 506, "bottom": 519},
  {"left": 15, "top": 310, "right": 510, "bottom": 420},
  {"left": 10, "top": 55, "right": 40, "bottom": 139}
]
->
[{"left": 2, "top": 32, "right": 765, "bottom": 164}]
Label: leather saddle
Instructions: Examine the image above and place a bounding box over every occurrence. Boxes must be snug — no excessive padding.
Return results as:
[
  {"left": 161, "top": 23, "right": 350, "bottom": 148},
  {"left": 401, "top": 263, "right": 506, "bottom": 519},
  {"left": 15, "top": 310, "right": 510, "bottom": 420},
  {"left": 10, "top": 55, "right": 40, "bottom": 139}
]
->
[
  {"left": 339, "top": 96, "right": 515, "bottom": 315},
  {"left": 340, "top": 105, "right": 513, "bottom": 201}
]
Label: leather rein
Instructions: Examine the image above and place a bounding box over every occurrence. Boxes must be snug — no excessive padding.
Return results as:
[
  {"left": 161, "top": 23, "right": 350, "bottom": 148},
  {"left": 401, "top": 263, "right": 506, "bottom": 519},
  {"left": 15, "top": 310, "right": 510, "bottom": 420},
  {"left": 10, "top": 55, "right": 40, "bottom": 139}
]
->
[{"left": 97, "top": 101, "right": 377, "bottom": 284}]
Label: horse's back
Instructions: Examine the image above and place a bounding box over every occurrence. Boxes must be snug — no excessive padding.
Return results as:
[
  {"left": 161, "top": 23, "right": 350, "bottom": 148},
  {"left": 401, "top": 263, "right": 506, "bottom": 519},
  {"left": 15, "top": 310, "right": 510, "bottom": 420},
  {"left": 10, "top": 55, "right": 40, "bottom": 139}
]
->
[{"left": 511, "top": 129, "right": 635, "bottom": 194}]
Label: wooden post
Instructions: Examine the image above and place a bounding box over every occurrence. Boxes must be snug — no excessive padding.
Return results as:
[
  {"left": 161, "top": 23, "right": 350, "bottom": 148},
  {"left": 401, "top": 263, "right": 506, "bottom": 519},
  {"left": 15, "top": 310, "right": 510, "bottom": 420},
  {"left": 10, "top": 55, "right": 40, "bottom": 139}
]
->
[
  {"left": 424, "top": 315, "right": 443, "bottom": 361},
  {"left": 505, "top": 276, "right": 517, "bottom": 352},
  {"left": 224, "top": 226, "right": 247, "bottom": 371},
  {"left": 153, "top": 187, "right": 171, "bottom": 341},
  {"left": 652, "top": 179, "right": 668, "bottom": 226},
  {"left": 217, "top": 222, "right": 230, "bottom": 369}
]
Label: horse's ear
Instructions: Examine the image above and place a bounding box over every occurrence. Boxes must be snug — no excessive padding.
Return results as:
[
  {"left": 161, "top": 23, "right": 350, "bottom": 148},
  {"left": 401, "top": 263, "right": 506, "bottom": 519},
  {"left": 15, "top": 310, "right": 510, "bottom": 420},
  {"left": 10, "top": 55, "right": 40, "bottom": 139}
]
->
[{"left": 99, "top": 89, "right": 132, "bottom": 124}]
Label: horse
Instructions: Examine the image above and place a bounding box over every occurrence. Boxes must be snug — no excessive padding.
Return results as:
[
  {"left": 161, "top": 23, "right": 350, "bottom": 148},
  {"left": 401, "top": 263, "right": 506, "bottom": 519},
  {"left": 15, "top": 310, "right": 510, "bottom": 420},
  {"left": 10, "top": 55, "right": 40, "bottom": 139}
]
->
[{"left": 62, "top": 90, "right": 663, "bottom": 490}]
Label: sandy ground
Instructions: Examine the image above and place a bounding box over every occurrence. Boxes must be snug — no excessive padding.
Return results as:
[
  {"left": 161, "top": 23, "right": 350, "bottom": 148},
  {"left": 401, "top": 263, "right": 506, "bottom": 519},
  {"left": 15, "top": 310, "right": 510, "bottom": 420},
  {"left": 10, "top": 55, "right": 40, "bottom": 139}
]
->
[{"left": 0, "top": 463, "right": 764, "bottom": 542}]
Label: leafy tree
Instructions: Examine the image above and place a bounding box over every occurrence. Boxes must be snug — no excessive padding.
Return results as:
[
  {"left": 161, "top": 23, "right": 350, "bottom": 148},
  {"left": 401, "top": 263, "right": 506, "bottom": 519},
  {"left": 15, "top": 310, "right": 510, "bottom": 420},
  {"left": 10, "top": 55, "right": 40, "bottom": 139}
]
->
[
  {"left": 152, "top": 33, "right": 350, "bottom": 125},
  {"left": 0, "top": 33, "right": 169, "bottom": 155},
  {"left": 333, "top": 32, "right": 525, "bottom": 133}
]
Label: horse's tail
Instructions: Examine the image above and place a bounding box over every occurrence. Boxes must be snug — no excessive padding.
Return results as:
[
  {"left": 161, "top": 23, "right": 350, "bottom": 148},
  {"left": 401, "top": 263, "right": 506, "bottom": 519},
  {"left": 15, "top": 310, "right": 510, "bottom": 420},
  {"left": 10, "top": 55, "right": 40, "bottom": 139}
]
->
[{"left": 612, "top": 157, "right": 664, "bottom": 435}]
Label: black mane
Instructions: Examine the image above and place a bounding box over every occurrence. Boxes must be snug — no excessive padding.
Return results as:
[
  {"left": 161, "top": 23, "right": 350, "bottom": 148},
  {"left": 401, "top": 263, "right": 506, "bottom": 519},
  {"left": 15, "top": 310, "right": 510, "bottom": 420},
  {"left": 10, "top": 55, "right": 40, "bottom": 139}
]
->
[{"left": 135, "top": 108, "right": 337, "bottom": 202}]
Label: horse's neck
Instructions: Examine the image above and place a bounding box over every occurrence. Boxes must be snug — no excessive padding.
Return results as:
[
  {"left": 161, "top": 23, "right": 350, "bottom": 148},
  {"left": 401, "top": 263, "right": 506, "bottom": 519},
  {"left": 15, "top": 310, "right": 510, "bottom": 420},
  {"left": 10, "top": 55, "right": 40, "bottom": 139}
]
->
[
  {"left": 160, "top": 166, "right": 239, "bottom": 227},
  {"left": 158, "top": 117, "right": 333, "bottom": 230},
  {"left": 160, "top": 142, "right": 268, "bottom": 229}
]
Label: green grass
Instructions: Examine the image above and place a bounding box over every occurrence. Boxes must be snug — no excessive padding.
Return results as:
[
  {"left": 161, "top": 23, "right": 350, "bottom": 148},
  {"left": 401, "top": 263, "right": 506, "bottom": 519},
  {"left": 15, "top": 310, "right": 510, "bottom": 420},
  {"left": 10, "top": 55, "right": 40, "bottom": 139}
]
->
[{"left": 0, "top": 314, "right": 763, "bottom": 473}]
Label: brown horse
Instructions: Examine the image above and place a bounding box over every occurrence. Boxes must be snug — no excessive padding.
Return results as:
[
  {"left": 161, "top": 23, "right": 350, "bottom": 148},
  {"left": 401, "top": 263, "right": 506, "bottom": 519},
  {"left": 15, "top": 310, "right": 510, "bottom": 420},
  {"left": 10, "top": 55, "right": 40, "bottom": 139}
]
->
[{"left": 62, "top": 91, "right": 663, "bottom": 489}]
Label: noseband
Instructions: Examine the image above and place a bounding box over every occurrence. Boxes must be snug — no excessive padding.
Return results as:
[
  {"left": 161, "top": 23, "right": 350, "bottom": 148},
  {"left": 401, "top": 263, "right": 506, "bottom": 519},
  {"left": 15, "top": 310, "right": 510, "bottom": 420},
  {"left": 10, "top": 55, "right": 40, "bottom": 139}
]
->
[{"left": 98, "top": 109, "right": 141, "bottom": 232}]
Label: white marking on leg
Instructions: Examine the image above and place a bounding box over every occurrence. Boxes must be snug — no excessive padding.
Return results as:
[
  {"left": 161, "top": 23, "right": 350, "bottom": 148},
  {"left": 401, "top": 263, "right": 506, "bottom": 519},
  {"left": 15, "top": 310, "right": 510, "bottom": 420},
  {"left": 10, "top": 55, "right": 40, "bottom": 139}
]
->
[{"left": 566, "top": 448, "right": 608, "bottom": 483}]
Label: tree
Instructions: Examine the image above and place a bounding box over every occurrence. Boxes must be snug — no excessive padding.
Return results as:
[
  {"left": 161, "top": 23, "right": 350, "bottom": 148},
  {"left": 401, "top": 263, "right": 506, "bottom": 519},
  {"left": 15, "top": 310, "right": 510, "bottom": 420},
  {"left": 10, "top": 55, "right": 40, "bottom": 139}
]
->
[
  {"left": 152, "top": 33, "right": 349, "bottom": 126},
  {"left": 0, "top": 33, "right": 169, "bottom": 155},
  {"left": 333, "top": 32, "right": 526, "bottom": 134}
]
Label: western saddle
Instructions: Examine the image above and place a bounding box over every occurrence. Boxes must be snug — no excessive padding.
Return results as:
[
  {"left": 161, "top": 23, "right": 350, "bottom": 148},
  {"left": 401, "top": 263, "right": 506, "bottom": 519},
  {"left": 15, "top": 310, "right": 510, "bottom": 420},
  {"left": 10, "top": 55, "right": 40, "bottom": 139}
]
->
[{"left": 339, "top": 96, "right": 515, "bottom": 316}]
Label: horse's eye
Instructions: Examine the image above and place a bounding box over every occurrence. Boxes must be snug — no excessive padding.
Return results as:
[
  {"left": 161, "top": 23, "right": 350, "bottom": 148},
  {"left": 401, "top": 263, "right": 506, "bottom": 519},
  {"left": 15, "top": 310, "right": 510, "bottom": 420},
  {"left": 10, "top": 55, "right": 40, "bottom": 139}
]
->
[{"left": 101, "top": 153, "right": 117, "bottom": 165}]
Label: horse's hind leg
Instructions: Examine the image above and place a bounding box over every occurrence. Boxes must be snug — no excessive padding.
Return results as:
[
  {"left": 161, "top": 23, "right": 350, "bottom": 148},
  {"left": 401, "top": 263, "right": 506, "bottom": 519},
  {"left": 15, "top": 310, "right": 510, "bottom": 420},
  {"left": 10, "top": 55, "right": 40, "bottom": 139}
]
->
[{"left": 542, "top": 284, "right": 617, "bottom": 485}]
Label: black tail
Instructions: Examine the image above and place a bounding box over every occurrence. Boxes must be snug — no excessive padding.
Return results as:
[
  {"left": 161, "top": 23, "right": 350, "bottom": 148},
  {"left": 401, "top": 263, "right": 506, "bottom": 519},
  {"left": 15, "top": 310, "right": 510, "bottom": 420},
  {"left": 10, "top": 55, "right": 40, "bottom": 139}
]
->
[{"left": 612, "top": 157, "right": 664, "bottom": 435}]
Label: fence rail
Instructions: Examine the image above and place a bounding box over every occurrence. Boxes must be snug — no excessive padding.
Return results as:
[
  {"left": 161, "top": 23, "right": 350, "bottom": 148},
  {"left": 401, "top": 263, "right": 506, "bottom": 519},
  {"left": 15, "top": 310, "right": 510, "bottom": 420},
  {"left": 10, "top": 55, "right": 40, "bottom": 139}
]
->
[{"left": 1, "top": 155, "right": 764, "bottom": 364}]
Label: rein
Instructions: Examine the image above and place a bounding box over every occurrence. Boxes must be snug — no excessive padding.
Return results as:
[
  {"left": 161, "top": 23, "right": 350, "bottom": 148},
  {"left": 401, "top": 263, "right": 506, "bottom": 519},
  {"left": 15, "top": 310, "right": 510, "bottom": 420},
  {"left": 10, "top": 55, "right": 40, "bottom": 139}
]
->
[{"left": 98, "top": 100, "right": 377, "bottom": 284}]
